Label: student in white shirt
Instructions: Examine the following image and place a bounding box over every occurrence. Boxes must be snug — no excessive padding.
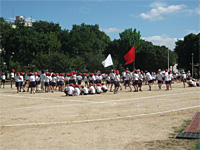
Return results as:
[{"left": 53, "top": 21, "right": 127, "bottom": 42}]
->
[
  {"left": 96, "top": 83, "right": 102, "bottom": 94},
  {"left": 64, "top": 83, "right": 75, "bottom": 96},
  {"left": 164, "top": 69, "right": 170, "bottom": 91},
  {"left": 138, "top": 71, "right": 143, "bottom": 91},
  {"left": 10, "top": 69, "right": 15, "bottom": 88},
  {"left": 146, "top": 71, "right": 153, "bottom": 91},
  {"left": 113, "top": 70, "right": 121, "bottom": 94},
  {"left": 124, "top": 70, "right": 132, "bottom": 92},
  {"left": 106, "top": 74, "right": 111, "bottom": 88},
  {"left": 64, "top": 73, "right": 70, "bottom": 87},
  {"left": 77, "top": 73, "right": 82, "bottom": 85},
  {"left": 1, "top": 72, "right": 6, "bottom": 88},
  {"left": 169, "top": 70, "right": 173, "bottom": 90},
  {"left": 59, "top": 73, "right": 65, "bottom": 92},
  {"left": 19, "top": 72, "right": 25, "bottom": 92},
  {"left": 181, "top": 72, "right": 187, "bottom": 88},
  {"left": 80, "top": 85, "right": 88, "bottom": 95},
  {"left": 15, "top": 72, "right": 21, "bottom": 93},
  {"left": 28, "top": 72, "right": 36, "bottom": 94},
  {"left": 88, "top": 83, "right": 95, "bottom": 94},
  {"left": 101, "top": 82, "right": 108, "bottom": 93},
  {"left": 51, "top": 73, "right": 57, "bottom": 93},
  {"left": 132, "top": 70, "right": 139, "bottom": 92},
  {"left": 156, "top": 69, "right": 163, "bottom": 90},
  {"left": 84, "top": 74, "right": 88, "bottom": 88},
  {"left": 74, "top": 84, "right": 80, "bottom": 96}
]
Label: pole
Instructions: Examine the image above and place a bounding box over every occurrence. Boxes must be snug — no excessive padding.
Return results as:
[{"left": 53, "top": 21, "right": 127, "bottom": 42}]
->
[
  {"left": 168, "top": 49, "right": 169, "bottom": 70},
  {"left": 192, "top": 53, "right": 194, "bottom": 77},
  {"left": 133, "top": 61, "right": 135, "bottom": 71}
]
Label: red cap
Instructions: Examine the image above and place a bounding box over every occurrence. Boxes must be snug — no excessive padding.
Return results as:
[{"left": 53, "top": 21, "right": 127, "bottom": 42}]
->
[
  {"left": 11, "top": 69, "right": 15, "bottom": 72},
  {"left": 81, "top": 85, "right": 84, "bottom": 88},
  {"left": 85, "top": 74, "right": 88, "bottom": 76},
  {"left": 75, "top": 84, "right": 79, "bottom": 87},
  {"left": 60, "top": 73, "right": 64, "bottom": 76},
  {"left": 97, "top": 83, "right": 101, "bottom": 86},
  {"left": 108, "top": 74, "right": 110, "bottom": 76},
  {"left": 165, "top": 69, "right": 168, "bottom": 72},
  {"left": 78, "top": 72, "right": 82, "bottom": 75},
  {"left": 20, "top": 72, "right": 24, "bottom": 75},
  {"left": 2, "top": 72, "right": 5, "bottom": 75},
  {"left": 56, "top": 73, "right": 58, "bottom": 76},
  {"left": 26, "top": 81, "right": 29, "bottom": 84},
  {"left": 116, "top": 70, "right": 119, "bottom": 75},
  {"left": 73, "top": 71, "right": 76, "bottom": 75},
  {"left": 38, "top": 73, "right": 40, "bottom": 76},
  {"left": 169, "top": 70, "right": 172, "bottom": 73},
  {"left": 89, "top": 83, "right": 93, "bottom": 86},
  {"left": 94, "top": 73, "right": 97, "bottom": 75},
  {"left": 70, "top": 83, "right": 74, "bottom": 86},
  {"left": 135, "top": 70, "right": 138, "bottom": 73},
  {"left": 52, "top": 73, "right": 55, "bottom": 76},
  {"left": 145, "top": 70, "right": 148, "bottom": 73},
  {"left": 158, "top": 69, "right": 161, "bottom": 72},
  {"left": 34, "top": 72, "right": 37, "bottom": 75},
  {"left": 140, "top": 71, "right": 143, "bottom": 74},
  {"left": 112, "top": 70, "right": 116, "bottom": 73},
  {"left": 125, "top": 70, "right": 128, "bottom": 73},
  {"left": 29, "top": 72, "right": 33, "bottom": 75},
  {"left": 101, "top": 82, "right": 105, "bottom": 85},
  {"left": 99, "top": 73, "right": 101, "bottom": 75}
]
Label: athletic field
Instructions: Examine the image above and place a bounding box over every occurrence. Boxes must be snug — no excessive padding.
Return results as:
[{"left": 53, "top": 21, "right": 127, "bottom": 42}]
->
[{"left": 1, "top": 82, "right": 199, "bottom": 149}]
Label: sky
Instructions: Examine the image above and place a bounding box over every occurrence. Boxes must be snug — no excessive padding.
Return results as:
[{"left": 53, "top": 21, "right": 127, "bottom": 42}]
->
[{"left": 1, "top": 0, "right": 200, "bottom": 50}]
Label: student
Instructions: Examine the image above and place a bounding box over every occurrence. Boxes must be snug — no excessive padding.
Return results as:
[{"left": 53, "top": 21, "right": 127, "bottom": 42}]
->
[
  {"left": 110, "top": 70, "right": 116, "bottom": 92},
  {"left": 15, "top": 72, "right": 21, "bottom": 93},
  {"left": 35, "top": 73, "right": 41, "bottom": 91},
  {"left": 72, "top": 71, "right": 77, "bottom": 85},
  {"left": 64, "top": 73, "right": 70, "bottom": 87},
  {"left": 124, "top": 70, "right": 132, "bottom": 92},
  {"left": 74, "top": 84, "right": 80, "bottom": 96},
  {"left": 44, "top": 72, "right": 50, "bottom": 92},
  {"left": 89, "top": 73, "right": 94, "bottom": 84},
  {"left": 169, "top": 70, "right": 173, "bottom": 90},
  {"left": 80, "top": 85, "right": 88, "bottom": 95},
  {"left": 138, "top": 71, "right": 143, "bottom": 91},
  {"left": 88, "top": 83, "right": 95, "bottom": 94},
  {"left": 132, "top": 70, "right": 139, "bottom": 92},
  {"left": 96, "top": 83, "right": 102, "bottom": 94},
  {"left": 84, "top": 74, "right": 88, "bottom": 88},
  {"left": 181, "top": 71, "right": 187, "bottom": 88},
  {"left": 19, "top": 72, "right": 25, "bottom": 92},
  {"left": 28, "top": 72, "right": 36, "bottom": 94},
  {"left": 164, "top": 69, "right": 170, "bottom": 91},
  {"left": 56, "top": 73, "right": 60, "bottom": 90},
  {"left": 40, "top": 70, "right": 46, "bottom": 92},
  {"left": 113, "top": 70, "right": 121, "bottom": 94},
  {"left": 64, "top": 83, "right": 75, "bottom": 96},
  {"left": 156, "top": 69, "right": 163, "bottom": 90},
  {"left": 98, "top": 73, "right": 102, "bottom": 84},
  {"left": 1, "top": 72, "right": 6, "bottom": 88},
  {"left": 106, "top": 74, "right": 111, "bottom": 88},
  {"left": 10, "top": 69, "right": 15, "bottom": 88},
  {"left": 146, "top": 71, "right": 153, "bottom": 91},
  {"left": 59, "top": 73, "right": 65, "bottom": 92},
  {"left": 77, "top": 73, "right": 82, "bottom": 86},
  {"left": 101, "top": 82, "right": 108, "bottom": 93},
  {"left": 51, "top": 73, "right": 57, "bottom": 93}
]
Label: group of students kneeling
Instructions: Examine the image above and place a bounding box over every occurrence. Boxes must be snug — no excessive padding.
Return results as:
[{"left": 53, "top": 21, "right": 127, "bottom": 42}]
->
[{"left": 64, "top": 82, "right": 108, "bottom": 96}]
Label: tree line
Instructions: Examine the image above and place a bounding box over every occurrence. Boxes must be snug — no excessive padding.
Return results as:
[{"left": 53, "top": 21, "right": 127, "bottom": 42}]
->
[{"left": 0, "top": 17, "right": 199, "bottom": 76}]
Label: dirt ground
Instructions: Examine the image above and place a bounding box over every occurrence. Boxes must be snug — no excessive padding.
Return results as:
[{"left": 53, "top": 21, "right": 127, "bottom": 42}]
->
[{"left": 0, "top": 82, "right": 200, "bottom": 150}]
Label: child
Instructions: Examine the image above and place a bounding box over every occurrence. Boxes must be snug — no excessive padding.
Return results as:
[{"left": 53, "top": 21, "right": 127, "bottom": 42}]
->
[
  {"left": 156, "top": 69, "right": 163, "bottom": 90},
  {"left": 64, "top": 73, "right": 70, "bottom": 87},
  {"left": 84, "top": 74, "right": 88, "bottom": 87},
  {"left": 164, "top": 69, "right": 170, "bottom": 91},
  {"left": 132, "top": 70, "right": 139, "bottom": 92},
  {"left": 19, "top": 72, "right": 25, "bottom": 92},
  {"left": 51, "top": 73, "right": 57, "bottom": 93},
  {"left": 36, "top": 73, "right": 41, "bottom": 91},
  {"left": 10, "top": 69, "right": 15, "bottom": 88},
  {"left": 101, "top": 82, "right": 108, "bottom": 93},
  {"left": 88, "top": 83, "right": 95, "bottom": 94},
  {"left": 77, "top": 73, "right": 82, "bottom": 86},
  {"left": 59, "top": 73, "right": 65, "bottom": 92},
  {"left": 28, "top": 72, "right": 36, "bottom": 94},
  {"left": 124, "top": 70, "right": 132, "bottom": 92},
  {"left": 138, "top": 71, "right": 143, "bottom": 91},
  {"left": 181, "top": 71, "right": 187, "bottom": 88},
  {"left": 44, "top": 72, "right": 50, "bottom": 93},
  {"left": 15, "top": 72, "right": 21, "bottom": 93},
  {"left": 80, "top": 85, "right": 88, "bottom": 95},
  {"left": 146, "top": 71, "right": 153, "bottom": 91},
  {"left": 106, "top": 74, "right": 111, "bottom": 88},
  {"left": 64, "top": 83, "right": 75, "bottom": 96},
  {"left": 74, "top": 84, "right": 80, "bottom": 96},
  {"left": 113, "top": 70, "right": 121, "bottom": 94},
  {"left": 1, "top": 72, "right": 6, "bottom": 88},
  {"left": 96, "top": 83, "right": 102, "bottom": 94}
]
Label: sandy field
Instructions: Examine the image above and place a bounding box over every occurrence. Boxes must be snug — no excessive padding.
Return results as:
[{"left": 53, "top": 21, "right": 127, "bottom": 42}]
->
[{"left": 0, "top": 82, "right": 200, "bottom": 150}]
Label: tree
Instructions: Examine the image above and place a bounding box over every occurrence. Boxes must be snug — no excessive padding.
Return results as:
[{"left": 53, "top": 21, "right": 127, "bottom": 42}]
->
[{"left": 174, "top": 33, "right": 200, "bottom": 72}]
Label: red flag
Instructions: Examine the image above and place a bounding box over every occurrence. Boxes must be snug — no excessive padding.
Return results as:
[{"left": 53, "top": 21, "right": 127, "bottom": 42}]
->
[{"left": 124, "top": 45, "right": 135, "bottom": 65}]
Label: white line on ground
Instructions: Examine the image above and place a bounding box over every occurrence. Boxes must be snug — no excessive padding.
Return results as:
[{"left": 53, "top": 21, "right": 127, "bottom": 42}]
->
[{"left": 1, "top": 105, "right": 199, "bottom": 127}]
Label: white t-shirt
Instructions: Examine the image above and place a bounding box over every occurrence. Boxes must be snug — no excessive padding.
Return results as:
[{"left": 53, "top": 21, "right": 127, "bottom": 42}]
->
[
  {"left": 81, "top": 87, "right": 88, "bottom": 94},
  {"left": 125, "top": 74, "right": 131, "bottom": 80},
  {"left": 45, "top": 76, "right": 50, "bottom": 82},
  {"left": 77, "top": 75, "right": 82, "bottom": 80},
  {"left": 133, "top": 73, "right": 139, "bottom": 81},
  {"left": 74, "top": 87, "right": 80, "bottom": 96},
  {"left": 89, "top": 86, "right": 95, "bottom": 94},
  {"left": 102, "top": 85, "right": 107, "bottom": 90},
  {"left": 15, "top": 76, "right": 20, "bottom": 82},
  {"left": 157, "top": 73, "right": 163, "bottom": 81},
  {"left": 19, "top": 75, "right": 23, "bottom": 82},
  {"left": 40, "top": 73, "right": 46, "bottom": 82},
  {"left": 66, "top": 86, "right": 74, "bottom": 95},
  {"left": 110, "top": 73, "right": 115, "bottom": 79},
  {"left": 146, "top": 72, "right": 153, "bottom": 81},
  {"left": 65, "top": 76, "right": 70, "bottom": 81},
  {"left": 96, "top": 86, "right": 101, "bottom": 93},
  {"left": 52, "top": 77, "right": 57, "bottom": 83},
  {"left": 84, "top": 76, "right": 87, "bottom": 81},
  {"left": 182, "top": 73, "right": 186, "bottom": 79},
  {"left": 1, "top": 75, "right": 6, "bottom": 80},
  {"left": 29, "top": 75, "right": 35, "bottom": 82},
  {"left": 165, "top": 72, "right": 170, "bottom": 81},
  {"left": 106, "top": 76, "right": 110, "bottom": 81},
  {"left": 10, "top": 72, "right": 15, "bottom": 78},
  {"left": 115, "top": 74, "right": 121, "bottom": 81}
]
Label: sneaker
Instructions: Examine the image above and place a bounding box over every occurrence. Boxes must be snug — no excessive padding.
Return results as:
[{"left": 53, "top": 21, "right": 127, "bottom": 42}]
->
[
  {"left": 23, "top": 90, "right": 25, "bottom": 92},
  {"left": 139, "top": 89, "right": 142, "bottom": 92},
  {"left": 110, "top": 90, "right": 113, "bottom": 92},
  {"left": 120, "top": 88, "right": 122, "bottom": 91}
]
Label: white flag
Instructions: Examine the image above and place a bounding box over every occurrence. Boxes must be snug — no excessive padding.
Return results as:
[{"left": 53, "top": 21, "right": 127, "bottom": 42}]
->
[{"left": 102, "top": 54, "right": 113, "bottom": 68}]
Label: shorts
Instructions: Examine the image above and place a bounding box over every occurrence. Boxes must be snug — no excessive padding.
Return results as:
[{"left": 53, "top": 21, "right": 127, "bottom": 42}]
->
[
  {"left": 103, "top": 89, "right": 107, "bottom": 93},
  {"left": 11, "top": 78, "right": 14, "bottom": 81},
  {"left": 52, "top": 82, "right": 56, "bottom": 86},
  {"left": 111, "top": 79, "right": 115, "bottom": 84},
  {"left": 15, "top": 82, "right": 20, "bottom": 87},
  {"left": 115, "top": 82, "right": 119, "bottom": 87},
  {"left": 148, "top": 80, "right": 153, "bottom": 83},
  {"left": 78, "top": 80, "right": 81, "bottom": 85},
  {"left": 89, "top": 80, "right": 93, "bottom": 84},
  {"left": 29, "top": 81, "right": 36, "bottom": 87},
  {"left": 73, "top": 80, "right": 76, "bottom": 85},
  {"left": 125, "top": 80, "right": 130, "bottom": 85},
  {"left": 133, "top": 80, "right": 138, "bottom": 85},
  {"left": 158, "top": 80, "right": 163, "bottom": 84},
  {"left": 138, "top": 80, "right": 143, "bottom": 86},
  {"left": 59, "top": 81, "right": 64, "bottom": 86},
  {"left": 20, "top": 81, "right": 23, "bottom": 86},
  {"left": 45, "top": 82, "right": 49, "bottom": 86},
  {"left": 65, "top": 81, "right": 69, "bottom": 85},
  {"left": 183, "top": 79, "right": 186, "bottom": 82},
  {"left": 36, "top": 81, "right": 40, "bottom": 85},
  {"left": 1, "top": 79, "right": 5, "bottom": 83},
  {"left": 85, "top": 81, "right": 88, "bottom": 84},
  {"left": 106, "top": 80, "right": 110, "bottom": 84},
  {"left": 165, "top": 81, "right": 170, "bottom": 84}
]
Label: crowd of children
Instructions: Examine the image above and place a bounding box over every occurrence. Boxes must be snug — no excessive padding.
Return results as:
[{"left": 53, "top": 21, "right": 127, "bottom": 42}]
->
[{"left": 0, "top": 68, "right": 199, "bottom": 95}]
